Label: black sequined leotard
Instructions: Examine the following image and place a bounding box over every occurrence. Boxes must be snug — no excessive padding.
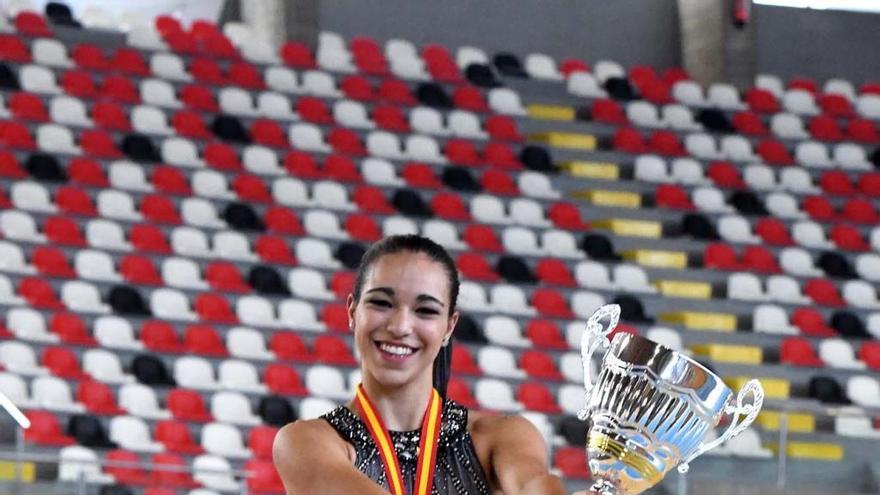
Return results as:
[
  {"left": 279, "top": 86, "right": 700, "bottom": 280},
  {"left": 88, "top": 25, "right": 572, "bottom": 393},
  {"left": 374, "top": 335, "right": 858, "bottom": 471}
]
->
[{"left": 321, "top": 399, "right": 492, "bottom": 495}]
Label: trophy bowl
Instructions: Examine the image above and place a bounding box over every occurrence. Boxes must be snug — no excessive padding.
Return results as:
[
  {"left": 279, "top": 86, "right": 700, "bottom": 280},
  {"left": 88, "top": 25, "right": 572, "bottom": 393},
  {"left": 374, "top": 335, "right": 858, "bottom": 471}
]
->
[{"left": 578, "top": 305, "right": 764, "bottom": 495}]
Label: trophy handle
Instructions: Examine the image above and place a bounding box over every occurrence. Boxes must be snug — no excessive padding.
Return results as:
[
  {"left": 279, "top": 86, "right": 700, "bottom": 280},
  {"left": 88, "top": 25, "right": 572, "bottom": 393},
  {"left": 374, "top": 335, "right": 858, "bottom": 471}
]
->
[
  {"left": 677, "top": 379, "right": 765, "bottom": 473},
  {"left": 577, "top": 304, "right": 620, "bottom": 421}
]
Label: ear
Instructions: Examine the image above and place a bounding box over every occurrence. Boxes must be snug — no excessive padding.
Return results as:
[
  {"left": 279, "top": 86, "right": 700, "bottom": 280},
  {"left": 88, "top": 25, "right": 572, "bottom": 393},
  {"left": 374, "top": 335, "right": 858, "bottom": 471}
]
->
[
  {"left": 443, "top": 311, "right": 459, "bottom": 344},
  {"left": 346, "top": 294, "right": 357, "bottom": 330}
]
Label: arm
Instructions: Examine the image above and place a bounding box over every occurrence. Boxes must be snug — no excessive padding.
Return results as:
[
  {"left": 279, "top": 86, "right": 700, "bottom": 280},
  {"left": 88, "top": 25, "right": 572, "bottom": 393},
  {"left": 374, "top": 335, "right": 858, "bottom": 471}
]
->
[
  {"left": 273, "top": 419, "right": 391, "bottom": 495},
  {"left": 481, "top": 415, "right": 568, "bottom": 495}
]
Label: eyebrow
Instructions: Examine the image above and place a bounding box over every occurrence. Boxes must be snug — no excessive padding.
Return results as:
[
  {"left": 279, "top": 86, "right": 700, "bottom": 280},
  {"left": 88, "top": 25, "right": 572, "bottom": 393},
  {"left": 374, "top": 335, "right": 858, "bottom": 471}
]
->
[{"left": 364, "top": 287, "right": 446, "bottom": 307}]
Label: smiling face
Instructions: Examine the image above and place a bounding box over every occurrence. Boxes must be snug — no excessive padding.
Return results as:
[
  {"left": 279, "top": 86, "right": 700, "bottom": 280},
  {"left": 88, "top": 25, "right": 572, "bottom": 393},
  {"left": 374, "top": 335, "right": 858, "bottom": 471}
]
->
[{"left": 348, "top": 251, "right": 459, "bottom": 391}]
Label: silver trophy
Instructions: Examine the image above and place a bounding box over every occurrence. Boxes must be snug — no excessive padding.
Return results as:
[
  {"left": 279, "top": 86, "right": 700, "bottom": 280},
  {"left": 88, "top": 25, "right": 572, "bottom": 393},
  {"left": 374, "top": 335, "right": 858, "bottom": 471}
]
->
[{"left": 578, "top": 304, "right": 764, "bottom": 495}]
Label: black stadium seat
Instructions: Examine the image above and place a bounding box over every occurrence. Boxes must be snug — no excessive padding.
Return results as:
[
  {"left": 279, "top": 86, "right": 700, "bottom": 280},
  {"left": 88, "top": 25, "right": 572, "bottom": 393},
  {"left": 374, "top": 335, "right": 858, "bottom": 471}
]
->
[
  {"left": 496, "top": 255, "right": 537, "bottom": 284},
  {"left": 248, "top": 265, "right": 289, "bottom": 295},
  {"left": 67, "top": 415, "right": 116, "bottom": 448},
  {"left": 131, "top": 354, "right": 176, "bottom": 386},
  {"left": 108, "top": 285, "right": 151, "bottom": 316}
]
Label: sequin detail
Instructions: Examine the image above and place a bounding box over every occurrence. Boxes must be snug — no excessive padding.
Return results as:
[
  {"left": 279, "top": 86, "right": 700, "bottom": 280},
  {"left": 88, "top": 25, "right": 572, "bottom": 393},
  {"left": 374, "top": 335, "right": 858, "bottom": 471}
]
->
[{"left": 322, "top": 400, "right": 491, "bottom": 495}]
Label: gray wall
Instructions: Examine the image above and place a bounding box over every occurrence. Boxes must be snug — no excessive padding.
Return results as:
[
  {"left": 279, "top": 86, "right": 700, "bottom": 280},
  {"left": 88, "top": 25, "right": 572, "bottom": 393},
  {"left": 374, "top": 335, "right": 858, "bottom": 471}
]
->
[
  {"left": 753, "top": 5, "right": 880, "bottom": 85},
  {"left": 319, "top": 0, "right": 682, "bottom": 70},
  {"left": 316, "top": 1, "right": 880, "bottom": 86}
]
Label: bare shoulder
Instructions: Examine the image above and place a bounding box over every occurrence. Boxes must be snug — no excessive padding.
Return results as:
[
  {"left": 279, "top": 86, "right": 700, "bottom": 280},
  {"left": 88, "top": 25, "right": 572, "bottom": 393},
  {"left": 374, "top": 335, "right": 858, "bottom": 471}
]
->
[
  {"left": 273, "top": 418, "right": 352, "bottom": 468},
  {"left": 468, "top": 410, "right": 537, "bottom": 438}
]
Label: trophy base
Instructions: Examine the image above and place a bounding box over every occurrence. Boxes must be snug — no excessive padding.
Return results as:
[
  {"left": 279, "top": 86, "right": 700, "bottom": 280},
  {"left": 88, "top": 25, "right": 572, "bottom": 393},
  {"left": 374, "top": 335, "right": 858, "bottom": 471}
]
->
[{"left": 590, "top": 479, "right": 619, "bottom": 495}]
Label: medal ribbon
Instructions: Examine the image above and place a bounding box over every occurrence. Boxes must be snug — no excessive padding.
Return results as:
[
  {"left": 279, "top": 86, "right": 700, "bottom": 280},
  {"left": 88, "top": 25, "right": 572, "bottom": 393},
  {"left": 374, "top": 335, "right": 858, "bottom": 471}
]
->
[{"left": 355, "top": 384, "right": 442, "bottom": 495}]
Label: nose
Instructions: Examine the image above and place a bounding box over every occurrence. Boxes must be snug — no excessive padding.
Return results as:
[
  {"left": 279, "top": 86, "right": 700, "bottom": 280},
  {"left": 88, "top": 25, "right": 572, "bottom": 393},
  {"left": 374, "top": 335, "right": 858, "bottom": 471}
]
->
[{"left": 386, "top": 308, "right": 414, "bottom": 337}]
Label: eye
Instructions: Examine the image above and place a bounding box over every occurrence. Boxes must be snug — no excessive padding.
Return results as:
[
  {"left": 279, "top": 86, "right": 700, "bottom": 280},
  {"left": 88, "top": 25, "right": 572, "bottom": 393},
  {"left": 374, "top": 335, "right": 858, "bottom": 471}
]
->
[
  {"left": 367, "top": 298, "right": 392, "bottom": 308},
  {"left": 416, "top": 307, "right": 440, "bottom": 316}
]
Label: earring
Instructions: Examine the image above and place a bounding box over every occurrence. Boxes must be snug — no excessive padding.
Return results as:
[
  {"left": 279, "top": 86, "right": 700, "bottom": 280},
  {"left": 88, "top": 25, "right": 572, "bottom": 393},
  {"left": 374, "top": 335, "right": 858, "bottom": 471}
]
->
[{"left": 442, "top": 337, "right": 450, "bottom": 347}]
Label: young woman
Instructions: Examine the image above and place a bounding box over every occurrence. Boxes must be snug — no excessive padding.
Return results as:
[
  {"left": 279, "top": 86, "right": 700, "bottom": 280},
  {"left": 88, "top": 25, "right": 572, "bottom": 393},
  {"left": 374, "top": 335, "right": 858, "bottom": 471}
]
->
[{"left": 273, "top": 234, "right": 592, "bottom": 494}]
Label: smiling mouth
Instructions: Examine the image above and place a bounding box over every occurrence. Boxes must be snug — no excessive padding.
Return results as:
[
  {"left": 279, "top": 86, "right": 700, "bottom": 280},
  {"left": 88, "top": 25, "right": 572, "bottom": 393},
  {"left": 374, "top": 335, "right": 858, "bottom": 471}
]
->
[{"left": 374, "top": 340, "right": 418, "bottom": 359}]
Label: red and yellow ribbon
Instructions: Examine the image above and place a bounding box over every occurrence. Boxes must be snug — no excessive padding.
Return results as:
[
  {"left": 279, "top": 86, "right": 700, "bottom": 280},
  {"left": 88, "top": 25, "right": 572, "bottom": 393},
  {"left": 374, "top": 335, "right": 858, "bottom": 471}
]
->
[{"left": 355, "top": 384, "right": 442, "bottom": 495}]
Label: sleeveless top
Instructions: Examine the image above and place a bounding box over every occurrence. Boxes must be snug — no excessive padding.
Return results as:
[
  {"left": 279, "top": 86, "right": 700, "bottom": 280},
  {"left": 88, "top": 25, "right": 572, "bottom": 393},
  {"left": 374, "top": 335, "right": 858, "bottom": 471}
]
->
[{"left": 321, "top": 399, "right": 492, "bottom": 495}]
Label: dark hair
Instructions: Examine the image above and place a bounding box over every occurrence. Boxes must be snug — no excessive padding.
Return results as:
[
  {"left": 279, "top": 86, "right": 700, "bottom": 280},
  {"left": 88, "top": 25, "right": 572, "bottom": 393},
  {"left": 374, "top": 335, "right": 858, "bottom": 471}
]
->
[{"left": 351, "top": 234, "right": 459, "bottom": 397}]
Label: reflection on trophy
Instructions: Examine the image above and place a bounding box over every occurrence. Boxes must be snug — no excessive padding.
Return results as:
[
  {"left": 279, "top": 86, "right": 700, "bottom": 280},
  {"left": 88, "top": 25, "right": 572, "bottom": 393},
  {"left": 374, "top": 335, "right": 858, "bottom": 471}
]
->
[{"left": 578, "top": 304, "right": 765, "bottom": 495}]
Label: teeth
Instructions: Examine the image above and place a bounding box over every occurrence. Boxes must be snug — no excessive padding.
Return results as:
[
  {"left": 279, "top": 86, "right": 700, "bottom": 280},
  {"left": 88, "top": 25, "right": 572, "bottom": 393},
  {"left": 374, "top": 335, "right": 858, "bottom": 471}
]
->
[{"left": 379, "top": 343, "right": 415, "bottom": 356}]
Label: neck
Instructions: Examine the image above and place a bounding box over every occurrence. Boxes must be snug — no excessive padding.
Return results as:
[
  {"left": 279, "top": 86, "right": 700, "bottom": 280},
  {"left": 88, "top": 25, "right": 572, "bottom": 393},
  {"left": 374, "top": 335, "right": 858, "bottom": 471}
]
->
[{"left": 358, "top": 375, "right": 434, "bottom": 431}]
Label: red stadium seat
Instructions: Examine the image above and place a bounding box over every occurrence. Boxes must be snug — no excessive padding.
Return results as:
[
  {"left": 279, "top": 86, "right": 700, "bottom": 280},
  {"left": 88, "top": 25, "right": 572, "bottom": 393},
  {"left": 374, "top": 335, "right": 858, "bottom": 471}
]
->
[
  {"left": 858, "top": 172, "right": 880, "bottom": 197},
  {"left": 452, "top": 85, "right": 489, "bottom": 112},
  {"left": 24, "top": 410, "right": 75, "bottom": 446},
  {"left": 184, "top": 324, "right": 228, "bottom": 357},
  {"left": 378, "top": 79, "right": 417, "bottom": 106},
  {"left": 808, "top": 115, "right": 845, "bottom": 141},
  {"left": 155, "top": 420, "right": 203, "bottom": 455},
  {"left": 804, "top": 278, "right": 845, "bottom": 307},
  {"left": 703, "top": 242, "right": 742, "bottom": 271},
  {"left": 55, "top": 186, "right": 98, "bottom": 216},
  {"left": 445, "top": 139, "right": 482, "bottom": 166},
  {"left": 745, "top": 88, "right": 780, "bottom": 113},
  {"left": 373, "top": 104, "right": 411, "bottom": 132},
  {"left": 130, "top": 224, "right": 172, "bottom": 254},
  {"left": 151, "top": 453, "right": 199, "bottom": 488},
  {"left": 451, "top": 346, "right": 481, "bottom": 376},
  {"left": 119, "top": 255, "right": 163, "bottom": 285},
  {"left": 32, "top": 247, "right": 75, "bottom": 278},
  {"left": 755, "top": 218, "right": 794, "bottom": 246},
  {"left": 205, "top": 262, "right": 250, "bottom": 293},
  {"left": 423, "top": 44, "right": 461, "bottom": 82},
  {"left": 731, "top": 111, "right": 769, "bottom": 136},
  {"left": 171, "top": 110, "right": 211, "bottom": 139},
  {"left": 152, "top": 166, "right": 192, "bottom": 195},
  {"left": 189, "top": 57, "right": 225, "bottom": 84},
  {"left": 80, "top": 129, "right": 123, "bottom": 158},
  {"left": 283, "top": 151, "right": 323, "bottom": 179},
  {"left": 462, "top": 224, "right": 502, "bottom": 252},
  {"left": 520, "top": 351, "right": 563, "bottom": 381},
  {"left": 802, "top": 195, "right": 837, "bottom": 222},
  {"left": 140, "top": 320, "right": 184, "bottom": 353},
  {"left": 535, "top": 259, "right": 576, "bottom": 287},
  {"left": 296, "top": 96, "right": 334, "bottom": 124},
  {"left": 255, "top": 235, "right": 298, "bottom": 265},
  {"left": 819, "top": 171, "right": 855, "bottom": 196},
  {"left": 481, "top": 169, "right": 519, "bottom": 195},
  {"left": 817, "top": 94, "right": 854, "bottom": 117},
  {"left": 50, "top": 312, "right": 96, "bottom": 346},
  {"left": 638, "top": 79, "right": 673, "bottom": 104},
  {"left": 780, "top": 337, "right": 824, "bottom": 367},
  {"left": 250, "top": 119, "right": 288, "bottom": 148},
  {"left": 516, "top": 381, "right": 562, "bottom": 413},
  {"left": 560, "top": 58, "right": 590, "bottom": 76},
  {"left": 829, "top": 225, "right": 870, "bottom": 252},
  {"left": 648, "top": 130, "right": 686, "bottom": 156},
  {"left": 742, "top": 246, "right": 781, "bottom": 274},
  {"left": 788, "top": 77, "right": 817, "bottom": 94},
  {"left": 167, "top": 388, "right": 212, "bottom": 422},
  {"left": 100, "top": 75, "right": 140, "bottom": 104},
  {"left": 858, "top": 341, "right": 880, "bottom": 370},
  {"left": 68, "top": 157, "right": 109, "bottom": 187},
  {"left": 313, "top": 335, "right": 357, "bottom": 366},
  {"left": 340, "top": 75, "right": 377, "bottom": 101},
  {"left": 485, "top": 115, "right": 524, "bottom": 142},
  {"left": 353, "top": 185, "right": 394, "bottom": 213},
  {"left": 0, "top": 34, "right": 31, "bottom": 62},
  {"left": 327, "top": 128, "right": 366, "bottom": 156},
  {"left": 269, "top": 331, "right": 312, "bottom": 362},
  {"left": 330, "top": 271, "right": 355, "bottom": 300},
  {"left": 19, "top": 277, "right": 64, "bottom": 309},
  {"left": 707, "top": 161, "right": 745, "bottom": 189},
  {"left": 553, "top": 447, "right": 591, "bottom": 479},
  {"left": 756, "top": 139, "right": 794, "bottom": 166},
  {"left": 228, "top": 61, "right": 265, "bottom": 89},
  {"left": 548, "top": 202, "right": 590, "bottom": 230},
  {"left": 345, "top": 213, "right": 382, "bottom": 241},
  {"left": 280, "top": 41, "right": 316, "bottom": 68},
  {"left": 842, "top": 198, "right": 879, "bottom": 224},
  {"left": 9, "top": 92, "right": 48, "bottom": 121},
  {"left": 15, "top": 11, "right": 52, "bottom": 37},
  {"left": 60, "top": 70, "right": 97, "bottom": 97},
  {"left": 76, "top": 379, "right": 125, "bottom": 415},
  {"left": 0, "top": 151, "right": 26, "bottom": 178},
  {"left": 612, "top": 127, "right": 646, "bottom": 153},
  {"left": 105, "top": 450, "right": 150, "bottom": 485},
  {"left": 483, "top": 142, "right": 523, "bottom": 169},
  {"left": 323, "top": 155, "right": 364, "bottom": 182},
  {"left": 180, "top": 84, "right": 218, "bottom": 112},
  {"left": 791, "top": 308, "right": 837, "bottom": 337},
  {"left": 233, "top": 174, "right": 272, "bottom": 202},
  {"left": 402, "top": 162, "right": 441, "bottom": 188},
  {"left": 264, "top": 363, "right": 308, "bottom": 396},
  {"left": 525, "top": 319, "right": 568, "bottom": 350},
  {"left": 532, "top": 288, "right": 574, "bottom": 318},
  {"left": 457, "top": 252, "right": 500, "bottom": 282},
  {"left": 248, "top": 426, "right": 279, "bottom": 460},
  {"left": 320, "top": 304, "right": 350, "bottom": 333},
  {"left": 846, "top": 118, "right": 880, "bottom": 143},
  {"left": 93, "top": 102, "right": 132, "bottom": 131},
  {"left": 264, "top": 207, "right": 305, "bottom": 235},
  {"left": 42, "top": 346, "right": 86, "bottom": 379},
  {"left": 194, "top": 293, "right": 238, "bottom": 324},
  {"left": 141, "top": 194, "right": 182, "bottom": 224},
  {"left": 654, "top": 184, "right": 694, "bottom": 210},
  {"left": 203, "top": 141, "right": 243, "bottom": 171},
  {"left": 43, "top": 217, "right": 88, "bottom": 247},
  {"left": 431, "top": 191, "right": 472, "bottom": 221},
  {"left": 110, "top": 48, "right": 150, "bottom": 76},
  {"left": 446, "top": 377, "right": 478, "bottom": 408}
]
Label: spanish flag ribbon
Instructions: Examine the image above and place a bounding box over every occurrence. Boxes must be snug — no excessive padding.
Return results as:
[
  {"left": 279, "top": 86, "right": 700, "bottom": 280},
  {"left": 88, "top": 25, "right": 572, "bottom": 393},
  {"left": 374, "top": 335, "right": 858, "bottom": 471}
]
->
[{"left": 355, "top": 384, "right": 443, "bottom": 495}]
